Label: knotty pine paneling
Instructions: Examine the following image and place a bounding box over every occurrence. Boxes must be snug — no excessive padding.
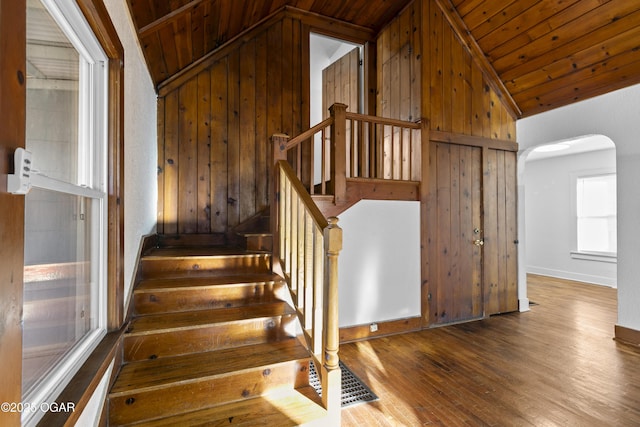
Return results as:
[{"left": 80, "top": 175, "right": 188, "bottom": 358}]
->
[
  {"left": 158, "top": 17, "right": 305, "bottom": 235},
  {"left": 377, "top": 0, "right": 421, "bottom": 123},
  {"left": 128, "top": 0, "right": 409, "bottom": 87},
  {"left": 322, "top": 47, "right": 359, "bottom": 117},
  {"left": 428, "top": 142, "right": 484, "bottom": 325},
  {"left": 484, "top": 148, "right": 518, "bottom": 315},
  {"left": 376, "top": 0, "right": 516, "bottom": 141}
]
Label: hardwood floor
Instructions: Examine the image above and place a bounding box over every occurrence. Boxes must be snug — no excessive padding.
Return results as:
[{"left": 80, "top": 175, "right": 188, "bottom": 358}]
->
[{"left": 340, "top": 274, "right": 640, "bottom": 426}]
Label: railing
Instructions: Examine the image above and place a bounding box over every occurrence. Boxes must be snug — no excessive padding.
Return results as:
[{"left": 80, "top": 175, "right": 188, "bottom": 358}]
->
[
  {"left": 273, "top": 103, "right": 422, "bottom": 202},
  {"left": 271, "top": 160, "right": 342, "bottom": 423},
  {"left": 269, "top": 104, "right": 420, "bottom": 423}
]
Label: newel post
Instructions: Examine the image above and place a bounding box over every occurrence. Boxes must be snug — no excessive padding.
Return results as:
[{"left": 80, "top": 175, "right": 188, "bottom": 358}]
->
[
  {"left": 270, "top": 134, "right": 289, "bottom": 275},
  {"left": 322, "top": 216, "right": 342, "bottom": 423},
  {"left": 329, "top": 103, "right": 347, "bottom": 203}
]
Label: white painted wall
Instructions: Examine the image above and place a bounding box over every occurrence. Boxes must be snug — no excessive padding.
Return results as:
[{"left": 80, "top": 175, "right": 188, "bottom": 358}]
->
[
  {"left": 524, "top": 148, "right": 617, "bottom": 286},
  {"left": 517, "top": 83, "right": 640, "bottom": 332},
  {"left": 103, "top": 0, "right": 158, "bottom": 309},
  {"left": 337, "top": 200, "right": 421, "bottom": 327},
  {"left": 73, "top": 362, "right": 114, "bottom": 427}
]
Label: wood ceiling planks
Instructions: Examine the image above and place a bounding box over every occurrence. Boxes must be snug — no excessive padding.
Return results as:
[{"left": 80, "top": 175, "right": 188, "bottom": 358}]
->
[
  {"left": 128, "top": 0, "right": 412, "bottom": 87},
  {"left": 127, "top": 0, "right": 640, "bottom": 117},
  {"left": 458, "top": 0, "right": 640, "bottom": 116}
]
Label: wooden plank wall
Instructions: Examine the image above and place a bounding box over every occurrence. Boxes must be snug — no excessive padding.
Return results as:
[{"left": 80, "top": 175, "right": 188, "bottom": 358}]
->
[
  {"left": 157, "top": 17, "right": 305, "bottom": 235},
  {"left": 376, "top": 0, "right": 516, "bottom": 141},
  {"left": 484, "top": 148, "right": 518, "bottom": 315},
  {"left": 376, "top": 0, "right": 519, "bottom": 326},
  {"left": 322, "top": 47, "right": 360, "bottom": 118},
  {"left": 377, "top": 0, "right": 422, "bottom": 123}
]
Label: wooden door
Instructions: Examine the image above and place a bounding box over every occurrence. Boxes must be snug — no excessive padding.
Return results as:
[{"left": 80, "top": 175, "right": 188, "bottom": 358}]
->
[
  {"left": 322, "top": 47, "right": 360, "bottom": 117},
  {"left": 484, "top": 148, "right": 518, "bottom": 315},
  {"left": 428, "top": 142, "right": 484, "bottom": 325},
  {"left": 322, "top": 47, "right": 360, "bottom": 180}
]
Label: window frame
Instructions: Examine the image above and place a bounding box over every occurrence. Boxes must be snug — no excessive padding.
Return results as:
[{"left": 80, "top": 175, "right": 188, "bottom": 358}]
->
[{"left": 570, "top": 169, "right": 617, "bottom": 263}]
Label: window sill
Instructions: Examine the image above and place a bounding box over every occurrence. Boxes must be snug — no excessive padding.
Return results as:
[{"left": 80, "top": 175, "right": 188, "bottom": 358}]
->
[
  {"left": 35, "top": 328, "right": 124, "bottom": 426},
  {"left": 570, "top": 251, "right": 617, "bottom": 263}
]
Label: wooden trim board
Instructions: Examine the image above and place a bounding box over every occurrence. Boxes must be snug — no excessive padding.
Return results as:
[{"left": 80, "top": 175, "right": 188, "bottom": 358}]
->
[
  {"left": 37, "top": 329, "right": 125, "bottom": 426},
  {"left": 615, "top": 324, "right": 640, "bottom": 347},
  {"left": 339, "top": 317, "right": 421, "bottom": 343}
]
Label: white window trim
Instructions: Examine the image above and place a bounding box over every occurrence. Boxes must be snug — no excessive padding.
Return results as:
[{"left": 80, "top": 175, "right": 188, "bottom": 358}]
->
[
  {"left": 570, "top": 167, "right": 617, "bottom": 262},
  {"left": 570, "top": 250, "right": 617, "bottom": 263},
  {"left": 23, "top": 0, "right": 108, "bottom": 425}
]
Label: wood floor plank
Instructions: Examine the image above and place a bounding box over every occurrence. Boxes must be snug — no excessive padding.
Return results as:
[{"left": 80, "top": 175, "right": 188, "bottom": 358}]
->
[{"left": 340, "top": 275, "right": 640, "bottom": 426}]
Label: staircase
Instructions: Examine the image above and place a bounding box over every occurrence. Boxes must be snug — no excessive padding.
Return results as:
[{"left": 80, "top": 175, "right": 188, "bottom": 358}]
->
[{"left": 108, "top": 237, "right": 327, "bottom": 426}]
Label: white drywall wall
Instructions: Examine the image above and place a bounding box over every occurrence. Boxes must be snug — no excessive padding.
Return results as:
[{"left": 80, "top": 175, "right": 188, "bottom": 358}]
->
[
  {"left": 517, "top": 83, "right": 640, "bottom": 332},
  {"left": 104, "top": 0, "right": 158, "bottom": 309},
  {"left": 337, "top": 200, "right": 421, "bottom": 327},
  {"left": 524, "top": 148, "right": 617, "bottom": 286}
]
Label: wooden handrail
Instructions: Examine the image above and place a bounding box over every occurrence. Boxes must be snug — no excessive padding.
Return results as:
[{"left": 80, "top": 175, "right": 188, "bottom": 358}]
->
[
  {"left": 345, "top": 111, "right": 421, "bottom": 128},
  {"left": 271, "top": 159, "right": 342, "bottom": 423},
  {"left": 277, "top": 160, "right": 328, "bottom": 229},
  {"left": 284, "top": 116, "right": 333, "bottom": 151}
]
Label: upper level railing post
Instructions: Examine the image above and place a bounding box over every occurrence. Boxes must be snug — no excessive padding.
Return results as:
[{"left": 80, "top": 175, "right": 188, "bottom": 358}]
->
[
  {"left": 322, "top": 216, "right": 342, "bottom": 424},
  {"left": 329, "top": 103, "right": 347, "bottom": 203},
  {"left": 271, "top": 134, "right": 289, "bottom": 275}
]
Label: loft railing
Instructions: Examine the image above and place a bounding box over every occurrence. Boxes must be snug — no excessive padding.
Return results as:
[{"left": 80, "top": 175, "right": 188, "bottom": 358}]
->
[
  {"left": 273, "top": 103, "right": 422, "bottom": 202},
  {"left": 270, "top": 159, "right": 342, "bottom": 424}
]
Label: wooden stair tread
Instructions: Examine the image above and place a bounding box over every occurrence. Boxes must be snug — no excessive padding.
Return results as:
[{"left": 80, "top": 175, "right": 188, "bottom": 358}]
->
[
  {"left": 129, "top": 387, "right": 326, "bottom": 427},
  {"left": 126, "top": 302, "right": 295, "bottom": 334},
  {"left": 135, "top": 273, "right": 283, "bottom": 292},
  {"left": 110, "top": 339, "right": 310, "bottom": 395},
  {"left": 310, "top": 194, "right": 334, "bottom": 202},
  {"left": 144, "top": 246, "right": 259, "bottom": 257}
]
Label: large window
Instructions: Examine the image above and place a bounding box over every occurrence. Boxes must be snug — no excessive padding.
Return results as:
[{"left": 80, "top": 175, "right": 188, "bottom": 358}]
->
[
  {"left": 576, "top": 173, "right": 617, "bottom": 255},
  {"left": 23, "top": 0, "right": 108, "bottom": 424}
]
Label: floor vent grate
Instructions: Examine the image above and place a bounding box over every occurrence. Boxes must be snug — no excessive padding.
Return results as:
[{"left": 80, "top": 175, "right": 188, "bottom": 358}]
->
[{"left": 309, "top": 360, "right": 379, "bottom": 408}]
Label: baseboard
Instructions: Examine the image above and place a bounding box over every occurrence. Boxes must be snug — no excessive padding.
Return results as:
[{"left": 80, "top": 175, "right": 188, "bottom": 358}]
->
[
  {"left": 526, "top": 266, "right": 616, "bottom": 288},
  {"left": 615, "top": 324, "right": 640, "bottom": 347},
  {"left": 339, "top": 317, "right": 421, "bottom": 343}
]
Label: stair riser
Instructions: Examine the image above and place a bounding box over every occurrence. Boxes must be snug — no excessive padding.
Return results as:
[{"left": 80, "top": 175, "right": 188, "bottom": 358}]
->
[
  {"left": 133, "top": 282, "right": 284, "bottom": 315},
  {"left": 108, "top": 361, "right": 310, "bottom": 426},
  {"left": 123, "top": 315, "right": 297, "bottom": 361},
  {"left": 140, "top": 254, "right": 272, "bottom": 279},
  {"left": 245, "top": 235, "right": 273, "bottom": 252}
]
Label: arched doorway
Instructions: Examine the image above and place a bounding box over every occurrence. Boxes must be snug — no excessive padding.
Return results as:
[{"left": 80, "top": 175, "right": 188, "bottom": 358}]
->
[{"left": 518, "top": 134, "right": 617, "bottom": 310}]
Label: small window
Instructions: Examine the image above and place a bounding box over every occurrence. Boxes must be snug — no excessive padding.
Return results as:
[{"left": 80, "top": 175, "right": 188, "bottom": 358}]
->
[{"left": 576, "top": 174, "right": 617, "bottom": 254}]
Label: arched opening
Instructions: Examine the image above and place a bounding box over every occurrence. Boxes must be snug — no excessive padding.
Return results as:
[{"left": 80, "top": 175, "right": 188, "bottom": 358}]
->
[{"left": 518, "top": 134, "right": 617, "bottom": 311}]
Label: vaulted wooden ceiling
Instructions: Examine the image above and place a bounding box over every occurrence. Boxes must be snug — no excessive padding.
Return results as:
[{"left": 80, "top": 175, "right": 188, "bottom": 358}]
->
[{"left": 126, "top": 0, "right": 640, "bottom": 118}]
